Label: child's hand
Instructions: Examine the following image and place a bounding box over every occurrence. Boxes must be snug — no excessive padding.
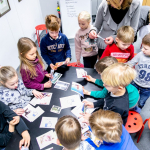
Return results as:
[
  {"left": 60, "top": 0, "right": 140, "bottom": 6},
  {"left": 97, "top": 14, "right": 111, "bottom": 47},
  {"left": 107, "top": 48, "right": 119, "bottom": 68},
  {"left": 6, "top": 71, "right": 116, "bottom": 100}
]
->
[
  {"left": 65, "top": 58, "right": 70, "bottom": 64},
  {"left": 44, "top": 81, "right": 52, "bottom": 88},
  {"left": 19, "top": 130, "right": 30, "bottom": 150},
  {"left": 79, "top": 112, "right": 91, "bottom": 125},
  {"left": 10, "top": 116, "right": 20, "bottom": 125},
  {"left": 83, "top": 88, "right": 91, "bottom": 95},
  {"left": 86, "top": 75, "right": 95, "bottom": 83},
  {"left": 14, "top": 108, "right": 25, "bottom": 116},
  {"left": 45, "top": 73, "right": 53, "bottom": 78},
  {"left": 82, "top": 100, "right": 94, "bottom": 108},
  {"left": 32, "top": 90, "right": 44, "bottom": 99},
  {"left": 50, "top": 63, "right": 57, "bottom": 70},
  {"left": 76, "top": 60, "right": 81, "bottom": 66}
]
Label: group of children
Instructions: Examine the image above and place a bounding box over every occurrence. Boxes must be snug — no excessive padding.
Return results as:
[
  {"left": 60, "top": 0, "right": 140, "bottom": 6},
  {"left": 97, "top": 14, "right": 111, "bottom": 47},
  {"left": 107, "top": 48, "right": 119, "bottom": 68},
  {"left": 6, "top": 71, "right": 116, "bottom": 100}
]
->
[{"left": 0, "top": 10, "right": 150, "bottom": 150}]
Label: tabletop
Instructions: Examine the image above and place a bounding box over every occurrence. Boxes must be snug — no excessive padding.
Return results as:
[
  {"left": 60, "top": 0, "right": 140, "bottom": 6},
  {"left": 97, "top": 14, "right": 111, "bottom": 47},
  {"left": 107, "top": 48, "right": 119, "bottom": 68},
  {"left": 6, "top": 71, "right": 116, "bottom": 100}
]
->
[{"left": 6, "top": 66, "right": 101, "bottom": 150}]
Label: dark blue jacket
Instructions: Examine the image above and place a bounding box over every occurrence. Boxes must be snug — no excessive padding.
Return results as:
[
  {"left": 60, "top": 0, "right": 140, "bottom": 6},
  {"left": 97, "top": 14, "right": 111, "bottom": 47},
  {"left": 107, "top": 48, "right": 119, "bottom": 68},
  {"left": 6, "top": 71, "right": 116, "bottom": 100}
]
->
[{"left": 40, "top": 32, "right": 71, "bottom": 65}]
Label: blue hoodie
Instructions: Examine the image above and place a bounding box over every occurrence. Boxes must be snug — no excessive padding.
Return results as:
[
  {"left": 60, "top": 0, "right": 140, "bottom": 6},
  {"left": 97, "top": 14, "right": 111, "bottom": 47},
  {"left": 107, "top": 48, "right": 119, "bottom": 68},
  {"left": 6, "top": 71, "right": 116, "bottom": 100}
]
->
[{"left": 40, "top": 32, "right": 71, "bottom": 65}]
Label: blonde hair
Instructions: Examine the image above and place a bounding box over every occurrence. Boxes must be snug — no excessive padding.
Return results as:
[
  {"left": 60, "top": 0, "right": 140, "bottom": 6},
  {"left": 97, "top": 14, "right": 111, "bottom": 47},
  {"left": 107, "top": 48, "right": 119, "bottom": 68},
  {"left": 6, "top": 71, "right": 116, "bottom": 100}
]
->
[
  {"left": 78, "top": 11, "right": 91, "bottom": 22},
  {"left": 17, "top": 37, "right": 44, "bottom": 79},
  {"left": 117, "top": 26, "right": 134, "bottom": 43},
  {"left": 89, "top": 109, "right": 123, "bottom": 143},
  {"left": 45, "top": 14, "right": 61, "bottom": 31},
  {"left": 55, "top": 116, "right": 81, "bottom": 150},
  {"left": 96, "top": 56, "right": 118, "bottom": 73},
  {"left": 101, "top": 63, "right": 136, "bottom": 87},
  {"left": 142, "top": 33, "right": 150, "bottom": 47},
  {"left": 107, "top": 0, "right": 132, "bottom": 10},
  {"left": 0, "top": 66, "right": 16, "bottom": 85}
]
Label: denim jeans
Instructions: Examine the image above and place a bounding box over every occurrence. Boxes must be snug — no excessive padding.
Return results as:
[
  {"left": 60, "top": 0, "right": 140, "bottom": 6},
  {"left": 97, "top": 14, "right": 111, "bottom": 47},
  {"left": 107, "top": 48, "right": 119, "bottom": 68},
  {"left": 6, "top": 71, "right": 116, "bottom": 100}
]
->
[{"left": 131, "top": 81, "right": 150, "bottom": 108}]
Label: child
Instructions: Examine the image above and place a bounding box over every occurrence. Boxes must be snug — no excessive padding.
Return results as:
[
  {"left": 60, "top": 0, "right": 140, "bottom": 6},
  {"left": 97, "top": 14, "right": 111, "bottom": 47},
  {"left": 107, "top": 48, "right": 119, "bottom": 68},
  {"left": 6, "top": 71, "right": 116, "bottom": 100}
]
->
[
  {"left": 18, "top": 37, "right": 52, "bottom": 90},
  {"left": 75, "top": 11, "right": 98, "bottom": 68},
  {"left": 101, "top": 26, "right": 134, "bottom": 63},
  {"left": 0, "top": 101, "right": 30, "bottom": 149},
  {"left": 84, "top": 56, "right": 139, "bottom": 110},
  {"left": 85, "top": 109, "right": 139, "bottom": 150},
  {"left": 0, "top": 66, "right": 43, "bottom": 115},
  {"left": 55, "top": 115, "right": 95, "bottom": 150},
  {"left": 127, "top": 33, "right": 150, "bottom": 109},
  {"left": 83, "top": 63, "right": 137, "bottom": 125},
  {"left": 40, "top": 14, "right": 71, "bottom": 71}
]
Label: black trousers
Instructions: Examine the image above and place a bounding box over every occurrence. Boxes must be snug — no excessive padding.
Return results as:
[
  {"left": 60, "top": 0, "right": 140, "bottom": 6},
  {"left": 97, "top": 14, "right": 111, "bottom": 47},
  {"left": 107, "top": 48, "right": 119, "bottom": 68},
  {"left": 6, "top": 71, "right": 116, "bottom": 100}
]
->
[
  {"left": 98, "top": 49, "right": 105, "bottom": 58},
  {"left": 83, "top": 55, "right": 97, "bottom": 68}
]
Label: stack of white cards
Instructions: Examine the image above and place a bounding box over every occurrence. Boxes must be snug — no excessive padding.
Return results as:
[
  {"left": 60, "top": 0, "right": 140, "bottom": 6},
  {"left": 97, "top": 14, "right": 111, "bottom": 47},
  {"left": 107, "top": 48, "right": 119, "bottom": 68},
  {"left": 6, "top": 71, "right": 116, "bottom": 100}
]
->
[
  {"left": 76, "top": 68, "right": 87, "bottom": 78},
  {"left": 30, "top": 93, "right": 52, "bottom": 106},
  {"left": 22, "top": 104, "right": 44, "bottom": 122},
  {"left": 40, "top": 117, "right": 58, "bottom": 128},
  {"left": 60, "top": 95, "right": 81, "bottom": 109}
]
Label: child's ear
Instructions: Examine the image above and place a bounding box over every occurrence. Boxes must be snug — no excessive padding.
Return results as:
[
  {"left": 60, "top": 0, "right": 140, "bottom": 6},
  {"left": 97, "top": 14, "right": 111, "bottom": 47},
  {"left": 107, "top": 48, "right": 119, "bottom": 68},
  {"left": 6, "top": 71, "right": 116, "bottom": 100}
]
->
[
  {"left": 56, "top": 138, "right": 61, "bottom": 145},
  {"left": 118, "top": 86, "right": 124, "bottom": 90},
  {"left": 115, "top": 37, "right": 119, "bottom": 43}
]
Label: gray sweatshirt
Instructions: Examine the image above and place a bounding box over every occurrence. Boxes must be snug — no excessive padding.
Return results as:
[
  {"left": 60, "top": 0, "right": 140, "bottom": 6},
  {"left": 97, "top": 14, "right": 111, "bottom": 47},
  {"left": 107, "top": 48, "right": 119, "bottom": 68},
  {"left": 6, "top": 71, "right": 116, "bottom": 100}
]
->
[
  {"left": 92, "top": 0, "right": 141, "bottom": 49},
  {"left": 127, "top": 51, "right": 150, "bottom": 88}
]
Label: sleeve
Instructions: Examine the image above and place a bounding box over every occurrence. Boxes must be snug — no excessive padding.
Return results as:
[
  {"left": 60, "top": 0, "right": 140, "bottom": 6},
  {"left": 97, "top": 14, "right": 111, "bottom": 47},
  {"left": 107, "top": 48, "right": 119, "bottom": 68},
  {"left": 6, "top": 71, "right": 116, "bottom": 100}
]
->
[
  {"left": 0, "top": 101, "right": 29, "bottom": 136},
  {"left": 100, "top": 45, "right": 111, "bottom": 59},
  {"left": 95, "top": 79, "right": 104, "bottom": 87},
  {"left": 128, "top": 45, "right": 134, "bottom": 61},
  {"left": 0, "top": 132, "right": 13, "bottom": 147},
  {"left": 126, "top": 52, "right": 140, "bottom": 67},
  {"left": 19, "top": 79, "right": 33, "bottom": 97},
  {"left": 91, "top": 1, "right": 104, "bottom": 33},
  {"left": 20, "top": 68, "right": 44, "bottom": 91},
  {"left": 40, "top": 38, "right": 52, "bottom": 66},
  {"left": 75, "top": 32, "right": 82, "bottom": 61},
  {"left": 93, "top": 99, "right": 104, "bottom": 108},
  {"left": 130, "top": 1, "right": 141, "bottom": 35},
  {"left": 90, "top": 88, "right": 108, "bottom": 98},
  {"left": 64, "top": 35, "right": 71, "bottom": 59}
]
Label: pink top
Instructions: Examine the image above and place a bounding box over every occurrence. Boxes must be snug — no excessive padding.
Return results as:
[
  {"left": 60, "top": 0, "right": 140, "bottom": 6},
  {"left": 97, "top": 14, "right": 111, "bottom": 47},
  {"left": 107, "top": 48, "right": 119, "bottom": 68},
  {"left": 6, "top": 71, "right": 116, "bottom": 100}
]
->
[{"left": 75, "top": 26, "right": 98, "bottom": 61}]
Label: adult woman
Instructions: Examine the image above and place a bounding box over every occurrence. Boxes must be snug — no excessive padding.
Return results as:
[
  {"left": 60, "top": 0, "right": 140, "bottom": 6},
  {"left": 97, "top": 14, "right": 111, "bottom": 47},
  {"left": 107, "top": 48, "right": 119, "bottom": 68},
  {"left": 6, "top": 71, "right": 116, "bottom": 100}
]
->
[{"left": 89, "top": 0, "right": 141, "bottom": 57}]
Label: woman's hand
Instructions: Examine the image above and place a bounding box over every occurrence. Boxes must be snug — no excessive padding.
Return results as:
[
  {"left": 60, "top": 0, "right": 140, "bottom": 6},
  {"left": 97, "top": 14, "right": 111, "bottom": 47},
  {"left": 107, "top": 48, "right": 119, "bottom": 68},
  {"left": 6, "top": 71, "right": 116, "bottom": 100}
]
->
[
  {"left": 32, "top": 90, "right": 44, "bottom": 99},
  {"left": 89, "top": 30, "right": 97, "bottom": 39},
  {"left": 104, "top": 36, "right": 114, "bottom": 45},
  {"left": 44, "top": 81, "right": 52, "bottom": 88},
  {"left": 14, "top": 109, "right": 25, "bottom": 116},
  {"left": 82, "top": 100, "right": 94, "bottom": 108},
  {"left": 19, "top": 130, "right": 30, "bottom": 150}
]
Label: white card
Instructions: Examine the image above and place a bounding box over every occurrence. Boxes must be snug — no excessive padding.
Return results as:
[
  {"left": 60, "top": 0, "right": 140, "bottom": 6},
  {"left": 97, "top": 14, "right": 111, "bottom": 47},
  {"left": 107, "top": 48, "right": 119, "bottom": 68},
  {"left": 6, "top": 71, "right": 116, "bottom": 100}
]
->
[
  {"left": 78, "top": 117, "right": 89, "bottom": 134},
  {"left": 60, "top": 95, "right": 81, "bottom": 109},
  {"left": 54, "top": 81, "right": 70, "bottom": 91},
  {"left": 76, "top": 68, "right": 87, "bottom": 78},
  {"left": 40, "top": 117, "right": 58, "bottom": 128},
  {"left": 36, "top": 130, "right": 55, "bottom": 149},
  {"left": 30, "top": 93, "right": 52, "bottom": 106},
  {"left": 51, "top": 72, "right": 62, "bottom": 84}
]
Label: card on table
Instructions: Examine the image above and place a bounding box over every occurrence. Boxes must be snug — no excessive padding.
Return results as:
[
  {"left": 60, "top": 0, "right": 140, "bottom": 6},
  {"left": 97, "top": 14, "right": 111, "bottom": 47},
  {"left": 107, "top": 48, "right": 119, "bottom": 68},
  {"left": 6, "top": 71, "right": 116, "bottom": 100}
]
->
[
  {"left": 51, "top": 72, "right": 62, "bottom": 84},
  {"left": 60, "top": 95, "right": 81, "bottom": 109},
  {"left": 45, "top": 147, "right": 53, "bottom": 150},
  {"left": 30, "top": 93, "right": 52, "bottom": 106},
  {"left": 54, "top": 80, "right": 70, "bottom": 91},
  {"left": 22, "top": 104, "right": 44, "bottom": 122},
  {"left": 76, "top": 68, "right": 87, "bottom": 78},
  {"left": 36, "top": 130, "right": 55, "bottom": 149},
  {"left": 71, "top": 82, "right": 84, "bottom": 97},
  {"left": 78, "top": 117, "right": 89, "bottom": 134},
  {"left": 40, "top": 117, "right": 58, "bottom": 128},
  {"left": 50, "top": 105, "right": 61, "bottom": 114}
]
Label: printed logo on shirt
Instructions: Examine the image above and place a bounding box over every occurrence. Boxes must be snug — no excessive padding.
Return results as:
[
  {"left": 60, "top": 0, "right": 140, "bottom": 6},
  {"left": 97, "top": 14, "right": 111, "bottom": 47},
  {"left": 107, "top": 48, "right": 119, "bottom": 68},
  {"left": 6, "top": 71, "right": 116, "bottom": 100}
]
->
[
  {"left": 79, "top": 33, "right": 89, "bottom": 40},
  {"left": 58, "top": 44, "right": 65, "bottom": 49},
  {"left": 47, "top": 44, "right": 65, "bottom": 50},
  {"left": 50, "top": 50, "right": 56, "bottom": 52},
  {"left": 111, "top": 53, "right": 130, "bottom": 58},
  {"left": 117, "top": 58, "right": 128, "bottom": 63},
  {"left": 58, "top": 49, "right": 63, "bottom": 52}
]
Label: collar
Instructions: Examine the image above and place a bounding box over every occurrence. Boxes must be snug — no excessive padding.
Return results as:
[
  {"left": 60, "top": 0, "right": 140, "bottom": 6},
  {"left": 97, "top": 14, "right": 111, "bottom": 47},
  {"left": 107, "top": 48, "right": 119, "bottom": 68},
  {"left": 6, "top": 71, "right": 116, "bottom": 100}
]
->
[
  {"left": 49, "top": 33, "right": 62, "bottom": 41},
  {"left": 29, "top": 58, "right": 39, "bottom": 64}
]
